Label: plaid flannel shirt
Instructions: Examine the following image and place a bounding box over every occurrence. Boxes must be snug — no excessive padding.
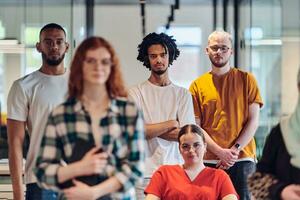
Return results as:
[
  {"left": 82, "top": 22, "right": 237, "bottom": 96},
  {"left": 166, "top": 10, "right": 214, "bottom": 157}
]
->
[{"left": 35, "top": 97, "right": 145, "bottom": 199}]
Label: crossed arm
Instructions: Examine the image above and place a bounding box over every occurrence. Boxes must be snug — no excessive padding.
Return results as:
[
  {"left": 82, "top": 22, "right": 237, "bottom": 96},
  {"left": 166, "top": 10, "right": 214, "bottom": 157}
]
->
[{"left": 145, "top": 120, "right": 180, "bottom": 141}]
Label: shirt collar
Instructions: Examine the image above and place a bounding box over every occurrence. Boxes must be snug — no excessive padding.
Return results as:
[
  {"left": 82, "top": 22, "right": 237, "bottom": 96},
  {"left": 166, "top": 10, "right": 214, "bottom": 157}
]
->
[{"left": 72, "top": 97, "right": 120, "bottom": 115}]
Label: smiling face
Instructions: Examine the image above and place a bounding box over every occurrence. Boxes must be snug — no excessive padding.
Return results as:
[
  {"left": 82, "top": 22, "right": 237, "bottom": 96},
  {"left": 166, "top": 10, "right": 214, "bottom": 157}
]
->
[
  {"left": 37, "top": 28, "right": 69, "bottom": 66},
  {"left": 82, "top": 47, "right": 112, "bottom": 86},
  {"left": 147, "top": 44, "right": 169, "bottom": 75},
  {"left": 206, "top": 33, "right": 233, "bottom": 68},
  {"left": 179, "top": 132, "right": 206, "bottom": 166}
]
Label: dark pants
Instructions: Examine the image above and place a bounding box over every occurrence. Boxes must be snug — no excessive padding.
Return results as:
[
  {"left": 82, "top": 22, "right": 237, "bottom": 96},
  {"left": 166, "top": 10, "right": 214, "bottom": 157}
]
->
[
  {"left": 205, "top": 161, "right": 256, "bottom": 200},
  {"left": 26, "top": 183, "right": 58, "bottom": 200}
]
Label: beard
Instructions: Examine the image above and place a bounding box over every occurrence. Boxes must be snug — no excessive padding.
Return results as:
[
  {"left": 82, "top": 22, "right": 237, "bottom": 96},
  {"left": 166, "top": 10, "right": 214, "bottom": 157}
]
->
[
  {"left": 209, "top": 56, "right": 229, "bottom": 68},
  {"left": 152, "top": 67, "right": 168, "bottom": 75},
  {"left": 42, "top": 52, "right": 65, "bottom": 66}
]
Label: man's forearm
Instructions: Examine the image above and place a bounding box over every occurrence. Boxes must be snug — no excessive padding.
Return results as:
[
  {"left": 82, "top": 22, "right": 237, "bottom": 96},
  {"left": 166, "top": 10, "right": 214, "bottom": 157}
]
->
[
  {"left": 8, "top": 145, "right": 24, "bottom": 200},
  {"left": 7, "top": 119, "right": 26, "bottom": 200},
  {"left": 158, "top": 128, "right": 179, "bottom": 141},
  {"left": 145, "top": 120, "right": 178, "bottom": 140},
  {"left": 233, "top": 103, "right": 260, "bottom": 149}
]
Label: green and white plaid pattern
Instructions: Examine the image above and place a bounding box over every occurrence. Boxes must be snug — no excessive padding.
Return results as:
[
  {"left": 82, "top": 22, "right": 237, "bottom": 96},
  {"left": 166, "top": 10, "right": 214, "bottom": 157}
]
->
[{"left": 35, "top": 97, "right": 145, "bottom": 199}]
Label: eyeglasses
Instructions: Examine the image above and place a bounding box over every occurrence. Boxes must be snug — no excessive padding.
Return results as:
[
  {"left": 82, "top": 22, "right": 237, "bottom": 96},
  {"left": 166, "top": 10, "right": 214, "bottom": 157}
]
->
[
  {"left": 84, "top": 57, "right": 112, "bottom": 67},
  {"left": 180, "top": 142, "right": 202, "bottom": 152},
  {"left": 209, "top": 46, "right": 231, "bottom": 53},
  {"left": 43, "top": 39, "right": 66, "bottom": 47}
]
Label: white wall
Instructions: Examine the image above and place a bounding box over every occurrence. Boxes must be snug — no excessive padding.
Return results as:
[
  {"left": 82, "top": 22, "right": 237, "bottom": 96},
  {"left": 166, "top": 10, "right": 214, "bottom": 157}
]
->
[{"left": 94, "top": 4, "right": 213, "bottom": 87}]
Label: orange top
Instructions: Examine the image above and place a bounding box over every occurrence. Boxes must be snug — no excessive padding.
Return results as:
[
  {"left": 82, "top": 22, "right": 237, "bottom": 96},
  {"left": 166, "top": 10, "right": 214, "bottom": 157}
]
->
[
  {"left": 145, "top": 165, "right": 238, "bottom": 200},
  {"left": 189, "top": 68, "right": 263, "bottom": 160}
]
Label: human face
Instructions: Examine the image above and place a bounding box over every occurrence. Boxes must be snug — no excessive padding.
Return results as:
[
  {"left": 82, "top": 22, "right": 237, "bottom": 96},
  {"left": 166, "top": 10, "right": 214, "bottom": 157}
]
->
[
  {"left": 147, "top": 44, "right": 169, "bottom": 75},
  {"left": 206, "top": 34, "right": 232, "bottom": 68},
  {"left": 82, "top": 47, "right": 112, "bottom": 86},
  {"left": 37, "top": 28, "right": 69, "bottom": 66},
  {"left": 179, "top": 132, "right": 206, "bottom": 165}
]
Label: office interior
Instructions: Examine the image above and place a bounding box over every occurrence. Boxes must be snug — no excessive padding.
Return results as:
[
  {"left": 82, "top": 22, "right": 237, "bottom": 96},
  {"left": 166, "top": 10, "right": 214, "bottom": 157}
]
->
[{"left": 0, "top": 0, "right": 299, "bottom": 198}]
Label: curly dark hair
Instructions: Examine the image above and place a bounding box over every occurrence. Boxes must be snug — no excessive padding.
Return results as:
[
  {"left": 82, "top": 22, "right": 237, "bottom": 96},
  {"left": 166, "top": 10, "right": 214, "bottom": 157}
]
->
[{"left": 137, "top": 32, "right": 180, "bottom": 70}]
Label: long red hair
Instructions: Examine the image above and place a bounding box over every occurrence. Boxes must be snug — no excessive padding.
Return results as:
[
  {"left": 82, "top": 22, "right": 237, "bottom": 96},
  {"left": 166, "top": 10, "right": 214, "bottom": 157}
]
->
[{"left": 68, "top": 36, "right": 127, "bottom": 98}]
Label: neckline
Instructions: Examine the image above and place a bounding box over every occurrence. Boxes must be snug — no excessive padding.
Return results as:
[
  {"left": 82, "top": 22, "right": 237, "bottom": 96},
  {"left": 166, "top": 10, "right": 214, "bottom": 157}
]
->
[
  {"left": 37, "top": 68, "right": 68, "bottom": 78},
  {"left": 178, "top": 164, "right": 206, "bottom": 182},
  {"left": 146, "top": 80, "right": 173, "bottom": 88},
  {"left": 210, "top": 67, "right": 233, "bottom": 78}
]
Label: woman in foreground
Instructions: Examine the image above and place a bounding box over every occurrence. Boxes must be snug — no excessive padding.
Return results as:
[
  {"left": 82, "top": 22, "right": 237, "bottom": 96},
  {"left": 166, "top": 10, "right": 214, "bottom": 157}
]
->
[
  {"left": 145, "top": 124, "right": 238, "bottom": 200},
  {"left": 35, "top": 36, "right": 144, "bottom": 200}
]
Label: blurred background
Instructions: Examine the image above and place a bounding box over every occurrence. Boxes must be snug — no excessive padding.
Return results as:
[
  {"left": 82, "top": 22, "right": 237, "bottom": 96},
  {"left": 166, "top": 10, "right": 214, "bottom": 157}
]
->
[{"left": 0, "top": 0, "right": 299, "bottom": 198}]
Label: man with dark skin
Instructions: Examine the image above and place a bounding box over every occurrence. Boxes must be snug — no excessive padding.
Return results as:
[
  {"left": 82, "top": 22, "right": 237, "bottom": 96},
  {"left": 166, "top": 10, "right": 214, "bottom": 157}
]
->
[
  {"left": 7, "top": 23, "right": 69, "bottom": 200},
  {"left": 129, "top": 32, "right": 195, "bottom": 199}
]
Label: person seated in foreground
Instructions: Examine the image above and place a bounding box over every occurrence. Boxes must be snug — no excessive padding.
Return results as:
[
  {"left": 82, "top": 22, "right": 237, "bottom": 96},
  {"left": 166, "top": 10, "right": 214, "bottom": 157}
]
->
[{"left": 145, "top": 124, "right": 239, "bottom": 200}]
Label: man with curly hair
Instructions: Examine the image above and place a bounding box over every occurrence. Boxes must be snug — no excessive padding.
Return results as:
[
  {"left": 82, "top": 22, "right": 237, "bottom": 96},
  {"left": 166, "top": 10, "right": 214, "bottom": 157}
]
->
[{"left": 129, "top": 32, "right": 195, "bottom": 199}]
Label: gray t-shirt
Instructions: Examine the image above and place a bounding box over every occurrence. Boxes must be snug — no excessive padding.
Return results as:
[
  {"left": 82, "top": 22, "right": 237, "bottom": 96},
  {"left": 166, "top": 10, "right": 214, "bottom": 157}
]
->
[{"left": 7, "top": 70, "right": 69, "bottom": 184}]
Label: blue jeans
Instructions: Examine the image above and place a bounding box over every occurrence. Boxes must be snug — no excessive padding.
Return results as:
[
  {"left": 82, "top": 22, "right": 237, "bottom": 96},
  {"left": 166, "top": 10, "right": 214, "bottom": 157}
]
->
[
  {"left": 205, "top": 161, "right": 256, "bottom": 200},
  {"left": 26, "top": 183, "right": 58, "bottom": 200}
]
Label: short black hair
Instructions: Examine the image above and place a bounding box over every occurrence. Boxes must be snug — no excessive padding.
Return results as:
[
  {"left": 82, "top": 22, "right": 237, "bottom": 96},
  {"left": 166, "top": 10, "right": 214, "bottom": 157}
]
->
[
  {"left": 39, "top": 23, "right": 66, "bottom": 39},
  {"left": 137, "top": 32, "right": 180, "bottom": 70},
  {"left": 178, "top": 124, "right": 205, "bottom": 144}
]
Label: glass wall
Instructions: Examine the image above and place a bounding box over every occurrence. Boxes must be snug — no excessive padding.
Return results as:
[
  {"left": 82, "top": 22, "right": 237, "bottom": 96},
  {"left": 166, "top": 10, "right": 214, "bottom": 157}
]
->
[
  {"left": 0, "top": 0, "right": 86, "bottom": 159},
  {"left": 238, "top": 0, "right": 300, "bottom": 157},
  {"left": 0, "top": 0, "right": 86, "bottom": 114}
]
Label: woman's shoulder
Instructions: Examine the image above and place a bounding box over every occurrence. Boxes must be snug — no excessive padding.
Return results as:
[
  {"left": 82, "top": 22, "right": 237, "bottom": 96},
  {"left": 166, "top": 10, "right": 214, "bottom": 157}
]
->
[
  {"left": 156, "top": 165, "right": 181, "bottom": 173},
  {"left": 204, "top": 167, "right": 229, "bottom": 178}
]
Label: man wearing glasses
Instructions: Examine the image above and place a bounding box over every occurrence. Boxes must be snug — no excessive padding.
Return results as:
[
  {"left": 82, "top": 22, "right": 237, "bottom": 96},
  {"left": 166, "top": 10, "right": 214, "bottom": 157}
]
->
[
  {"left": 189, "top": 30, "right": 263, "bottom": 200},
  {"left": 7, "top": 23, "right": 69, "bottom": 200}
]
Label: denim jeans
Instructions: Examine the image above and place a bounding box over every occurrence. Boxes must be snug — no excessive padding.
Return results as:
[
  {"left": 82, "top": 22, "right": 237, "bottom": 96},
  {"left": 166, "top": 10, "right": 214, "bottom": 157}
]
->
[
  {"left": 26, "top": 183, "right": 58, "bottom": 200},
  {"left": 205, "top": 161, "right": 256, "bottom": 200}
]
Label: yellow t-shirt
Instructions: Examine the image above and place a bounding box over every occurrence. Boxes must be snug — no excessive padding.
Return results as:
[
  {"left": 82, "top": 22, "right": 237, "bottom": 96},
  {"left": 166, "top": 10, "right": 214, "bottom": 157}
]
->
[{"left": 189, "top": 68, "right": 263, "bottom": 160}]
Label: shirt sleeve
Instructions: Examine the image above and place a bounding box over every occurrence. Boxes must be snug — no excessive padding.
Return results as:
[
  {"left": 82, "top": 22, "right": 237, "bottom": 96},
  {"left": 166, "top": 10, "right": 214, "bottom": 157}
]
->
[
  {"left": 189, "top": 81, "right": 202, "bottom": 119},
  {"left": 128, "top": 87, "right": 141, "bottom": 109},
  {"left": 177, "top": 89, "right": 196, "bottom": 127},
  {"left": 7, "top": 80, "right": 28, "bottom": 121},
  {"left": 113, "top": 103, "right": 145, "bottom": 193},
  {"left": 34, "top": 111, "right": 63, "bottom": 191},
  {"left": 217, "top": 170, "right": 238, "bottom": 199},
  {"left": 144, "top": 168, "right": 165, "bottom": 198},
  {"left": 247, "top": 73, "right": 263, "bottom": 107}
]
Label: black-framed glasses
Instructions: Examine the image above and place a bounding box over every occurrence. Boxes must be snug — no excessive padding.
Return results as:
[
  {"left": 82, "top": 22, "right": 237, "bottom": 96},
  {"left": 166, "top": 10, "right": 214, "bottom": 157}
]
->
[
  {"left": 180, "top": 142, "right": 202, "bottom": 152},
  {"left": 209, "top": 46, "right": 231, "bottom": 53}
]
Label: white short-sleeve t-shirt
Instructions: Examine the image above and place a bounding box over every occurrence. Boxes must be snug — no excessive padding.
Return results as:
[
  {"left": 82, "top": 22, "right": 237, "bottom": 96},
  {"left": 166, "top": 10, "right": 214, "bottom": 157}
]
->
[
  {"left": 7, "top": 70, "right": 69, "bottom": 184},
  {"left": 129, "top": 80, "right": 195, "bottom": 178}
]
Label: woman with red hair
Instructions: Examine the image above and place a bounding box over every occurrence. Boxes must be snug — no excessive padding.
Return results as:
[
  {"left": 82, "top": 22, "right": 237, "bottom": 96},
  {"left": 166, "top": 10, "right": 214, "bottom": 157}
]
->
[{"left": 35, "top": 37, "right": 145, "bottom": 200}]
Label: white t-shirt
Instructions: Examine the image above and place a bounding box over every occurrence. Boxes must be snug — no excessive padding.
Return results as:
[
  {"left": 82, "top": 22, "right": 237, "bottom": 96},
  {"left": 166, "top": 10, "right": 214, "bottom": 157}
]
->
[
  {"left": 7, "top": 70, "right": 69, "bottom": 184},
  {"left": 129, "top": 80, "right": 195, "bottom": 178}
]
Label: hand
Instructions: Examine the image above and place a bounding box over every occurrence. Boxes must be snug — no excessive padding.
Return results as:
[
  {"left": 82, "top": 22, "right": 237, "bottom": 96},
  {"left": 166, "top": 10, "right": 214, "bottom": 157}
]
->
[
  {"left": 167, "top": 120, "right": 180, "bottom": 130},
  {"left": 159, "top": 128, "right": 180, "bottom": 141},
  {"left": 63, "top": 180, "right": 97, "bottom": 200},
  {"left": 77, "top": 147, "right": 108, "bottom": 176},
  {"left": 216, "top": 148, "right": 239, "bottom": 169},
  {"left": 281, "top": 184, "right": 300, "bottom": 200}
]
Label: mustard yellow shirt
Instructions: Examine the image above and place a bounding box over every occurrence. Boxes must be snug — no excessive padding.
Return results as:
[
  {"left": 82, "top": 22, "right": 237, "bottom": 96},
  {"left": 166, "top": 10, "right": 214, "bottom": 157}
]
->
[{"left": 189, "top": 68, "right": 263, "bottom": 160}]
